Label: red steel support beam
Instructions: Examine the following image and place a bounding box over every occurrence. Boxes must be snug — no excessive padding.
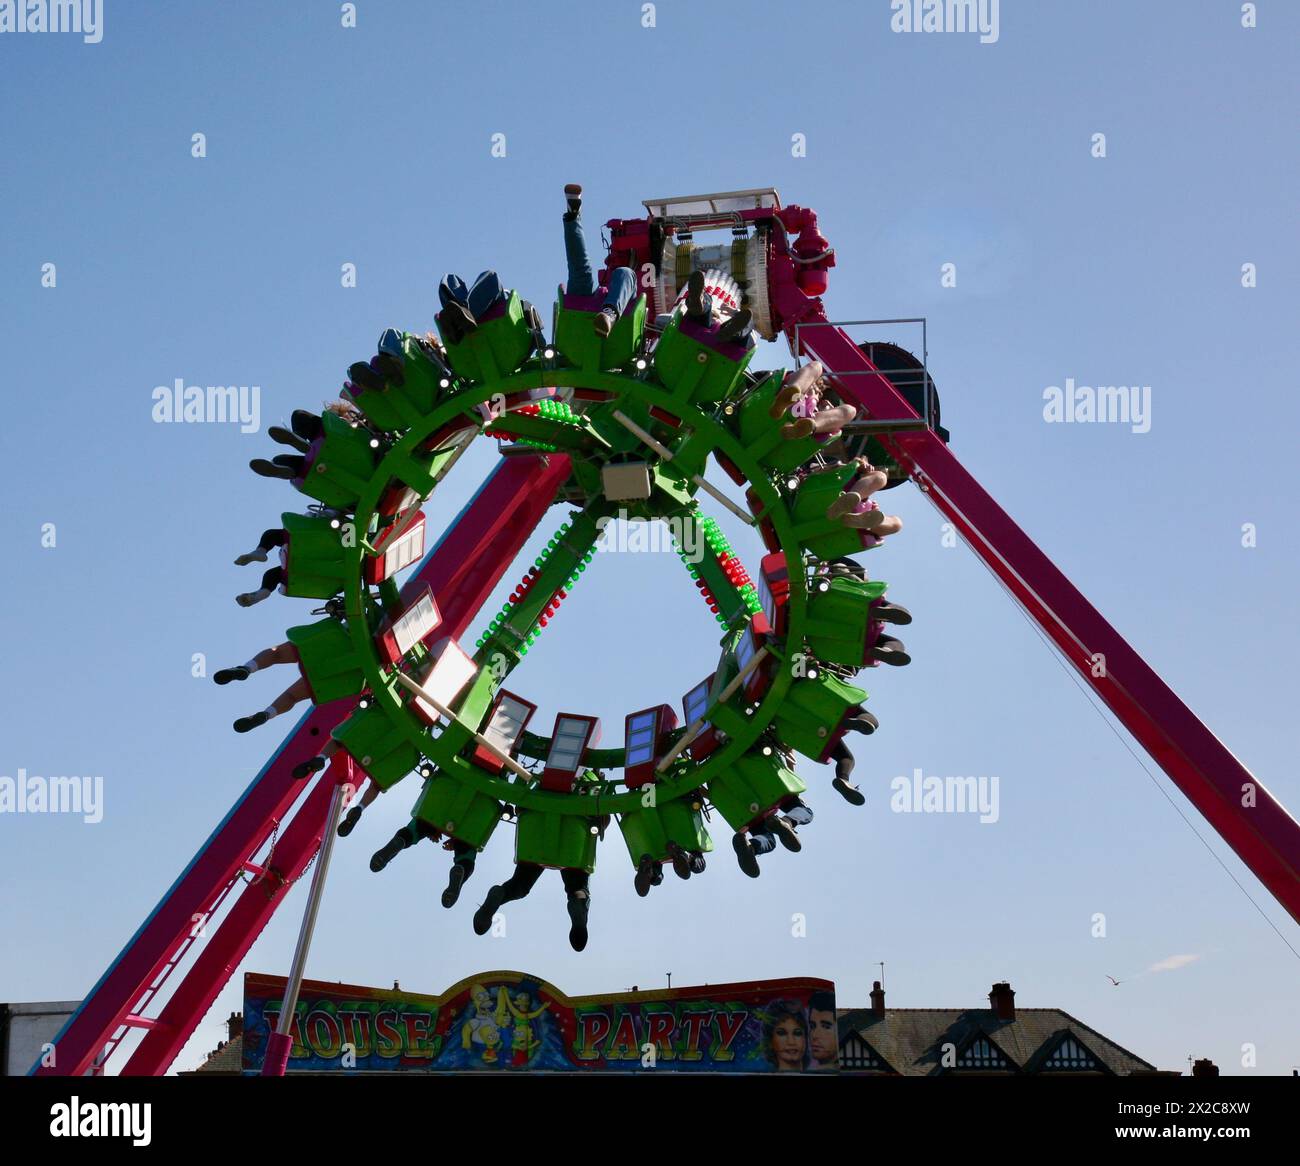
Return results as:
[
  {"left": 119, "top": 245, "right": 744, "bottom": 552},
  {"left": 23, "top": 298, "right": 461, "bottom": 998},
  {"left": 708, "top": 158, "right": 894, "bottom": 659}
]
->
[
  {"left": 779, "top": 302, "right": 1300, "bottom": 925},
  {"left": 33, "top": 451, "right": 569, "bottom": 1076}
]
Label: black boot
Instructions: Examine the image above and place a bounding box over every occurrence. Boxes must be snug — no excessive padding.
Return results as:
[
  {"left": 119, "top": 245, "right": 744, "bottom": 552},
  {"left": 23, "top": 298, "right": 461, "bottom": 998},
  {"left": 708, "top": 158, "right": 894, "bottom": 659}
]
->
[
  {"left": 634, "top": 854, "right": 656, "bottom": 897},
  {"left": 439, "top": 301, "right": 477, "bottom": 345},
  {"left": 268, "top": 425, "right": 311, "bottom": 452},
  {"left": 566, "top": 891, "right": 590, "bottom": 952},
  {"left": 772, "top": 816, "right": 802, "bottom": 852},
  {"left": 369, "top": 832, "right": 408, "bottom": 872},
  {"left": 293, "top": 755, "right": 328, "bottom": 781},
  {"left": 832, "top": 743, "right": 866, "bottom": 805},
  {"left": 337, "top": 805, "right": 363, "bottom": 836},
  {"left": 665, "top": 841, "right": 692, "bottom": 880},
  {"left": 871, "top": 600, "right": 912, "bottom": 625},
  {"left": 473, "top": 884, "right": 506, "bottom": 935},
  {"left": 870, "top": 635, "right": 911, "bottom": 666},
  {"left": 845, "top": 708, "right": 879, "bottom": 735},
  {"left": 348, "top": 361, "right": 386, "bottom": 393},
  {"left": 442, "top": 862, "right": 468, "bottom": 908},
  {"left": 732, "top": 833, "right": 760, "bottom": 878},
  {"left": 291, "top": 409, "right": 323, "bottom": 441},
  {"left": 718, "top": 307, "right": 752, "bottom": 344},
  {"left": 213, "top": 666, "right": 250, "bottom": 685},
  {"left": 249, "top": 459, "right": 296, "bottom": 480},
  {"left": 685, "top": 270, "right": 707, "bottom": 320}
]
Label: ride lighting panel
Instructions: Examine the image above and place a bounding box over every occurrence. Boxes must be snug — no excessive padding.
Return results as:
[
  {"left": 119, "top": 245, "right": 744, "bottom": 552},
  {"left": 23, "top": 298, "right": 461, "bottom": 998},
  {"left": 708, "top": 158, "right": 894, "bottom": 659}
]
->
[
  {"left": 378, "top": 483, "right": 421, "bottom": 517},
  {"left": 758, "top": 552, "right": 790, "bottom": 636},
  {"left": 642, "top": 188, "right": 780, "bottom": 218},
  {"left": 379, "top": 584, "right": 442, "bottom": 664},
  {"left": 472, "top": 691, "right": 538, "bottom": 774},
  {"left": 541, "top": 713, "right": 601, "bottom": 791},
  {"left": 623, "top": 704, "right": 679, "bottom": 788},
  {"left": 734, "top": 622, "right": 771, "bottom": 704},
  {"left": 366, "top": 513, "right": 426, "bottom": 584},
  {"left": 410, "top": 638, "right": 478, "bottom": 727},
  {"left": 682, "top": 677, "right": 721, "bottom": 762}
]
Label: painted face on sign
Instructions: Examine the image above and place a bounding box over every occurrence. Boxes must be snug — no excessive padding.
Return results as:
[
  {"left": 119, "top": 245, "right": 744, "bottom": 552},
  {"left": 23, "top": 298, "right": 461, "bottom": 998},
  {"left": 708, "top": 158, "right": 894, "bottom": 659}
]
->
[
  {"left": 809, "top": 1009, "right": 837, "bottom": 1064},
  {"left": 772, "top": 1016, "right": 806, "bottom": 1070}
]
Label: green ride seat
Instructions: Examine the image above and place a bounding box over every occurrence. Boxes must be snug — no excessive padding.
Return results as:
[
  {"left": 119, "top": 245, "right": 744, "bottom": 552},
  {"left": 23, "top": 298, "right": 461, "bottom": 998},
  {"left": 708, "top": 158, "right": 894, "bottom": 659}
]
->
[
  {"left": 705, "top": 751, "right": 806, "bottom": 833},
  {"left": 515, "top": 803, "right": 600, "bottom": 873},
  {"left": 652, "top": 310, "right": 753, "bottom": 407},
  {"left": 287, "top": 618, "right": 366, "bottom": 704},
  {"left": 411, "top": 770, "right": 503, "bottom": 851},
  {"left": 280, "top": 512, "right": 349, "bottom": 600},
  {"left": 773, "top": 672, "right": 868, "bottom": 763},
  {"left": 345, "top": 333, "right": 451, "bottom": 432},
  {"left": 617, "top": 796, "right": 713, "bottom": 867},
  {"left": 331, "top": 677, "right": 422, "bottom": 792},
  {"left": 789, "top": 464, "right": 870, "bottom": 560},
  {"left": 553, "top": 286, "right": 646, "bottom": 372},
  {"left": 439, "top": 290, "right": 534, "bottom": 384},
  {"left": 298, "top": 410, "right": 377, "bottom": 511},
  {"left": 735, "top": 373, "right": 821, "bottom": 476},
  {"left": 806, "top": 576, "right": 890, "bottom": 669}
]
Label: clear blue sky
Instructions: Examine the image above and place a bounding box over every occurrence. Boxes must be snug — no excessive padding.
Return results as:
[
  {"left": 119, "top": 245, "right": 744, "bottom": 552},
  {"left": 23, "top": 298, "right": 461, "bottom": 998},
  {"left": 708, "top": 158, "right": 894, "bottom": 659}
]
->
[{"left": 1, "top": 0, "right": 1297, "bottom": 1075}]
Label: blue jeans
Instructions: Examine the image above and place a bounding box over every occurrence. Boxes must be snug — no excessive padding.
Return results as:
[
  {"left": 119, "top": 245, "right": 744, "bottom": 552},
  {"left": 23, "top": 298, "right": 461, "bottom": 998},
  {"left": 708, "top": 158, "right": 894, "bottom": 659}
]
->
[
  {"left": 439, "top": 271, "right": 506, "bottom": 318},
  {"left": 784, "top": 799, "right": 814, "bottom": 827},
  {"left": 751, "top": 800, "right": 812, "bottom": 854},
  {"left": 564, "top": 217, "right": 636, "bottom": 316}
]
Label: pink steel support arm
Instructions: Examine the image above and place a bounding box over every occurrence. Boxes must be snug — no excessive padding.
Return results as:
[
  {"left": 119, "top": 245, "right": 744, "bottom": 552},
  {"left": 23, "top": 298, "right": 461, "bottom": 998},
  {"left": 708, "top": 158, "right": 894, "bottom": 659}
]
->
[
  {"left": 774, "top": 294, "right": 1300, "bottom": 926},
  {"left": 33, "top": 451, "right": 571, "bottom": 1077}
]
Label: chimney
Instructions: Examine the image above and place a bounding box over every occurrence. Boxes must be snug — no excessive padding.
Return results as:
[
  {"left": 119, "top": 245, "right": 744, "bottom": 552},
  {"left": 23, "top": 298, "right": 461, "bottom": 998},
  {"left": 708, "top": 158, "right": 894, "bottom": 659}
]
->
[
  {"left": 1191, "top": 1058, "right": 1219, "bottom": 1078},
  {"left": 226, "top": 1011, "right": 243, "bottom": 1041},
  {"left": 988, "top": 982, "right": 1016, "bottom": 1021},
  {"left": 869, "top": 981, "right": 886, "bottom": 1018}
]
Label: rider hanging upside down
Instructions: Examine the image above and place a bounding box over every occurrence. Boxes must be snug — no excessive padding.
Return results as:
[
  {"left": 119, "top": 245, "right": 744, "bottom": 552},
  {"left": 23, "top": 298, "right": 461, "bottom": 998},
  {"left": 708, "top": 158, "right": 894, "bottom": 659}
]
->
[
  {"left": 249, "top": 400, "right": 364, "bottom": 481},
  {"left": 436, "top": 269, "right": 545, "bottom": 347},
  {"left": 826, "top": 455, "right": 904, "bottom": 538},
  {"left": 654, "top": 268, "right": 757, "bottom": 349},
  {"left": 561, "top": 183, "right": 639, "bottom": 337},
  {"left": 231, "top": 507, "right": 348, "bottom": 608},
  {"left": 733, "top": 794, "right": 813, "bottom": 878},
  {"left": 772, "top": 360, "right": 857, "bottom": 441},
  {"left": 369, "top": 817, "right": 480, "bottom": 909},
  {"left": 473, "top": 859, "right": 595, "bottom": 953},
  {"left": 213, "top": 642, "right": 312, "bottom": 733}
]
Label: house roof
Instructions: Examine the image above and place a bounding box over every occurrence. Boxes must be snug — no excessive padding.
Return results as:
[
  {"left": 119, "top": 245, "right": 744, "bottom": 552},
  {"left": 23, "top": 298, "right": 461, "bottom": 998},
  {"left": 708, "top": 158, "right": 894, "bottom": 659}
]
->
[
  {"left": 184, "top": 1035, "right": 244, "bottom": 1075},
  {"left": 837, "top": 1007, "right": 1157, "bottom": 1075}
]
